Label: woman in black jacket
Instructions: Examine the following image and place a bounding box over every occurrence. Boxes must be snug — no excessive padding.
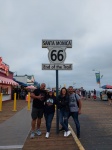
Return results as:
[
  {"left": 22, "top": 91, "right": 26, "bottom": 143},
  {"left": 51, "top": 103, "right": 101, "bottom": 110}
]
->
[
  {"left": 58, "top": 87, "right": 71, "bottom": 137},
  {"left": 44, "top": 90, "right": 56, "bottom": 138}
]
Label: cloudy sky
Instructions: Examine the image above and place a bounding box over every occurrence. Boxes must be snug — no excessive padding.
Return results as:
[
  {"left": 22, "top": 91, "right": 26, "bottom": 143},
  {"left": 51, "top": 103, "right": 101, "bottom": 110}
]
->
[{"left": 0, "top": 0, "right": 112, "bottom": 90}]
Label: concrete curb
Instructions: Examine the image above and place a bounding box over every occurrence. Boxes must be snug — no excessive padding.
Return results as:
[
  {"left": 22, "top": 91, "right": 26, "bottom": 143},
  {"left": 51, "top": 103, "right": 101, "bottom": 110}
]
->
[
  {"left": 68, "top": 124, "right": 85, "bottom": 150},
  {"left": 0, "top": 106, "right": 31, "bottom": 149}
]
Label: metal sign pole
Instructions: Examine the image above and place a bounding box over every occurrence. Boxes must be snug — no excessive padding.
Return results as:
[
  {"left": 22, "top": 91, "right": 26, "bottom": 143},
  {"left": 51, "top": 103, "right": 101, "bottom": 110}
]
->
[{"left": 56, "top": 70, "right": 59, "bottom": 134}]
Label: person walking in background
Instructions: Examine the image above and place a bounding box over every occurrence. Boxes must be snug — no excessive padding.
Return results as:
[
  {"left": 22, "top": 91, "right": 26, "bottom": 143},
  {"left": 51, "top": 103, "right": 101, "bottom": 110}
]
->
[
  {"left": 76, "top": 89, "right": 81, "bottom": 98},
  {"left": 44, "top": 89, "right": 56, "bottom": 138},
  {"left": 68, "top": 86, "right": 82, "bottom": 139},
  {"left": 88, "top": 91, "right": 91, "bottom": 99},
  {"left": 107, "top": 91, "right": 112, "bottom": 105},
  {"left": 80, "top": 87, "right": 86, "bottom": 100},
  {"left": 30, "top": 83, "right": 47, "bottom": 139},
  {"left": 91, "top": 91, "right": 94, "bottom": 99},
  {"left": 58, "top": 87, "right": 71, "bottom": 137},
  {"left": 93, "top": 89, "right": 96, "bottom": 100}
]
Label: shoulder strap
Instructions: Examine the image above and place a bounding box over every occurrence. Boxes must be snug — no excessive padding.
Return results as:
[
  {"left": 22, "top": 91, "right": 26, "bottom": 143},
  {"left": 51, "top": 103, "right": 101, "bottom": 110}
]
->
[
  {"left": 74, "top": 94, "right": 77, "bottom": 101},
  {"left": 75, "top": 94, "right": 79, "bottom": 107}
]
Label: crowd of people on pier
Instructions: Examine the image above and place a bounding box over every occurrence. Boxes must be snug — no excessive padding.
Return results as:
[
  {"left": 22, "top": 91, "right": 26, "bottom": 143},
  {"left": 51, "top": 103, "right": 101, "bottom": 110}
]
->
[
  {"left": 29, "top": 83, "right": 112, "bottom": 140},
  {"left": 12, "top": 83, "right": 112, "bottom": 140}
]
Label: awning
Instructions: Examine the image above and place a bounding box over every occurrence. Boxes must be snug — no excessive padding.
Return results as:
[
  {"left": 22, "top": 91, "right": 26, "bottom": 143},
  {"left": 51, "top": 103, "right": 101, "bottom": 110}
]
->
[
  {"left": 26, "top": 85, "right": 37, "bottom": 89},
  {"left": 13, "top": 79, "right": 28, "bottom": 87},
  {"left": 0, "top": 76, "right": 18, "bottom": 86},
  {"left": 101, "top": 85, "right": 112, "bottom": 89}
]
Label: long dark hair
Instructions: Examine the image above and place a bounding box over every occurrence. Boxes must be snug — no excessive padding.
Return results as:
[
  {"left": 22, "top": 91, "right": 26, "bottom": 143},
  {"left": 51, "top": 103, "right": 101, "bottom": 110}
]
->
[{"left": 60, "top": 87, "right": 68, "bottom": 96}]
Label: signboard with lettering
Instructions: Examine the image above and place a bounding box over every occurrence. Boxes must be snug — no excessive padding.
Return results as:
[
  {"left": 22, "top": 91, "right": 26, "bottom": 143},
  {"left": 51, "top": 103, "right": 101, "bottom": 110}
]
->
[
  {"left": 0, "top": 57, "right": 9, "bottom": 76},
  {"left": 42, "top": 64, "right": 72, "bottom": 70},
  {"left": 42, "top": 39, "right": 72, "bottom": 70},
  {"left": 42, "top": 40, "right": 72, "bottom": 48},
  {"left": 48, "top": 46, "right": 66, "bottom": 64}
]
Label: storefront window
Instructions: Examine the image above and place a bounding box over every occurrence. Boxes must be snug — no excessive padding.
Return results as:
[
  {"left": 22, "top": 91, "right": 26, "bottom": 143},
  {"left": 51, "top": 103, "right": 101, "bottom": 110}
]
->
[{"left": 0, "top": 87, "right": 8, "bottom": 94}]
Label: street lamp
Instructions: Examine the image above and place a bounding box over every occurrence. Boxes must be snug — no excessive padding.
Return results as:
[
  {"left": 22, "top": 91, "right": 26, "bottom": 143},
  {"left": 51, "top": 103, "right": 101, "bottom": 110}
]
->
[{"left": 92, "top": 69, "right": 103, "bottom": 88}]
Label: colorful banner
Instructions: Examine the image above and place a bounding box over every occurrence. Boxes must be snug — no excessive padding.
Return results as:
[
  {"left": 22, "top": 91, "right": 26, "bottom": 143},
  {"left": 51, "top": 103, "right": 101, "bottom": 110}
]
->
[{"left": 95, "top": 73, "right": 100, "bottom": 84}]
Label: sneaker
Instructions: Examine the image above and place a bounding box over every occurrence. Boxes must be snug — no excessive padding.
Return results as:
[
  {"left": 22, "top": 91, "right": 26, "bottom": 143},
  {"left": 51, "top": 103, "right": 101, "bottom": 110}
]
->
[
  {"left": 66, "top": 131, "right": 71, "bottom": 137},
  {"left": 45, "top": 132, "right": 50, "bottom": 138},
  {"left": 35, "top": 129, "right": 42, "bottom": 136},
  {"left": 30, "top": 132, "right": 35, "bottom": 139},
  {"left": 64, "top": 131, "right": 67, "bottom": 137}
]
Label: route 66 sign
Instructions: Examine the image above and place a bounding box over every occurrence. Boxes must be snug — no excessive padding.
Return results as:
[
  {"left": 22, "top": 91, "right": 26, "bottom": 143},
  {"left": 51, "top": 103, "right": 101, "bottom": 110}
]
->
[
  {"left": 42, "top": 40, "right": 72, "bottom": 67},
  {"left": 42, "top": 40, "right": 72, "bottom": 64},
  {"left": 48, "top": 46, "right": 66, "bottom": 64}
]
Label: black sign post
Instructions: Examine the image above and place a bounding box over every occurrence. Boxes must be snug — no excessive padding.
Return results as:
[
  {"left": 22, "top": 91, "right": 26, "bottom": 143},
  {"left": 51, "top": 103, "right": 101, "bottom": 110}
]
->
[{"left": 56, "top": 70, "right": 59, "bottom": 134}]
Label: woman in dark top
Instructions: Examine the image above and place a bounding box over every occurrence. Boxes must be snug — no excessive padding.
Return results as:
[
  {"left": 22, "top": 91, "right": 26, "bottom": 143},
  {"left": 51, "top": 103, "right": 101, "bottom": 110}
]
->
[
  {"left": 107, "top": 91, "right": 112, "bottom": 105},
  {"left": 58, "top": 87, "right": 71, "bottom": 137},
  {"left": 44, "top": 89, "right": 56, "bottom": 138}
]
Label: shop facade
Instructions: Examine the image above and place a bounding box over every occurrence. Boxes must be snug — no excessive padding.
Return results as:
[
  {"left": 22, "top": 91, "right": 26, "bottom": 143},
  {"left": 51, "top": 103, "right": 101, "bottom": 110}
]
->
[
  {"left": 13, "top": 75, "right": 35, "bottom": 86},
  {"left": 0, "top": 57, "right": 18, "bottom": 101}
]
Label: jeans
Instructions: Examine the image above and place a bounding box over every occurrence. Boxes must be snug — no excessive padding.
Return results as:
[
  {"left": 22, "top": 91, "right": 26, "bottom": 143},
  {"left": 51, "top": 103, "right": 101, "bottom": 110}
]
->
[
  {"left": 69, "top": 112, "right": 80, "bottom": 137},
  {"left": 44, "top": 113, "right": 54, "bottom": 132},
  {"left": 59, "top": 109, "right": 69, "bottom": 132}
]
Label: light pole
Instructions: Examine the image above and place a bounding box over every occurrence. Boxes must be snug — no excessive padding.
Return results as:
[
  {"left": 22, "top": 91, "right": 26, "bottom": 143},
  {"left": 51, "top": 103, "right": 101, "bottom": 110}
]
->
[{"left": 92, "top": 69, "right": 103, "bottom": 88}]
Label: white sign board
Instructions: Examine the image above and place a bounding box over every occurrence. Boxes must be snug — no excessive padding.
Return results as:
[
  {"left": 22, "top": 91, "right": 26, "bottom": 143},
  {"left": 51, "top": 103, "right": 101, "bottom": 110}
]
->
[
  {"left": 48, "top": 46, "right": 66, "bottom": 64},
  {"left": 42, "top": 39, "right": 72, "bottom": 70},
  {"left": 42, "top": 40, "right": 72, "bottom": 48},
  {"left": 42, "top": 64, "right": 72, "bottom": 70}
]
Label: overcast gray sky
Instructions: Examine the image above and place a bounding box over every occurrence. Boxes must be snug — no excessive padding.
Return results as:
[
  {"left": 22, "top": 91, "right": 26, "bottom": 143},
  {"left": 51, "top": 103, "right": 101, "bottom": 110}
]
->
[{"left": 0, "top": 0, "right": 112, "bottom": 91}]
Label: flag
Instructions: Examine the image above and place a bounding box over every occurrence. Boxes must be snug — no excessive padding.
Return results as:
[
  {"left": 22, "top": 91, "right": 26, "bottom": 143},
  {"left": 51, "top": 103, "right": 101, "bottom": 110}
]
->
[{"left": 95, "top": 73, "right": 100, "bottom": 84}]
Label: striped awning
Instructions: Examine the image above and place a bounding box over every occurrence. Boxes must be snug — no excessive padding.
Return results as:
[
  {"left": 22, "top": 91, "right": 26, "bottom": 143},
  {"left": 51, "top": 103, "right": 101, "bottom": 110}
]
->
[{"left": 0, "top": 76, "right": 18, "bottom": 85}]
